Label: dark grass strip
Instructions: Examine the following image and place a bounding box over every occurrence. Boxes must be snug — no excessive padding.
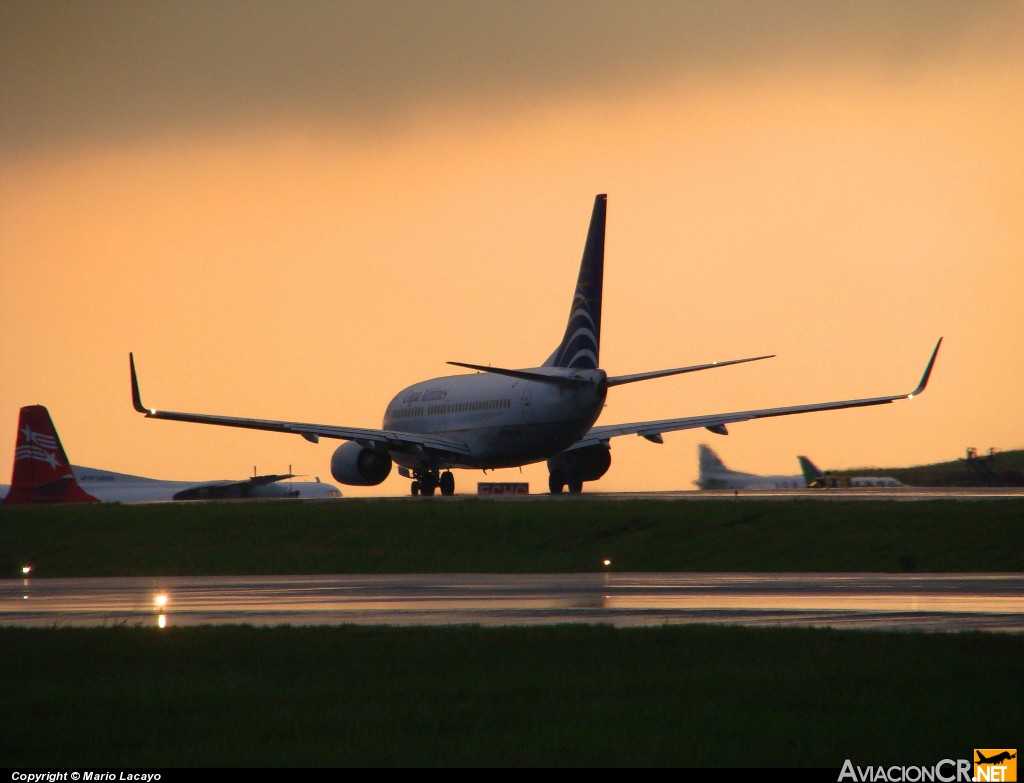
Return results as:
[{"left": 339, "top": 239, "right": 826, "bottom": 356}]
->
[
  {"left": 2, "top": 498, "right": 1022, "bottom": 577},
  {"left": 1, "top": 624, "right": 1020, "bottom": 767}
]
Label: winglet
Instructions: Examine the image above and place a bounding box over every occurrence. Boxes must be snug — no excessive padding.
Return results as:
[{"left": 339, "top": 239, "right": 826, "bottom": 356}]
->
[
  {"left": 129, "top": 353, "right": 151, "bottom": 415},
  {"left": 908, "top": 338, "right": 942, "bottom": 398}
]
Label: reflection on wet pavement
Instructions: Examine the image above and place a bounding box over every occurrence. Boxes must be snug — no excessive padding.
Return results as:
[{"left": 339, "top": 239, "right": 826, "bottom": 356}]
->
[{"left": 3, "top": 573, "right": 1022, "bottom": 632}]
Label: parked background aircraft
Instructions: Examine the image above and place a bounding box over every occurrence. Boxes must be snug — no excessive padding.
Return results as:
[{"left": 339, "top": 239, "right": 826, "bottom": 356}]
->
[
  {"left": 694, "top": 444, "right": 806, "bottom": 490},
  {"left": 798, "top": 456, "right": 904, "bottom": 488},
  {"left": 694, "top": 445, "right": 906, "bottom": 490},
  {"left": 129, "top": 195, "right": 941, "bottom": 496},
  {"left": 1, "top": 405, "right": 342, "bottom": 504}
]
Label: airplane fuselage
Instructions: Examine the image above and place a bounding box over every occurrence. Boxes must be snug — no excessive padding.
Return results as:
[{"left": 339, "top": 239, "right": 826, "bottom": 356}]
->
[
  {"left": 696, "top": 471, "right": 806, "bottom": 490},
  {"left": 72, "top": 466, "right": 342, "bottom": 501},
  {"left": 383, "top": 369, "right": 607, "bottom": 470}
]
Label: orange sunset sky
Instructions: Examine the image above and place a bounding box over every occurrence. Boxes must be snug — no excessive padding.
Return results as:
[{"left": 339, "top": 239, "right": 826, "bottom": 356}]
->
[{"left": 2, "top": 1, "right": 1022, "bottom": 496}]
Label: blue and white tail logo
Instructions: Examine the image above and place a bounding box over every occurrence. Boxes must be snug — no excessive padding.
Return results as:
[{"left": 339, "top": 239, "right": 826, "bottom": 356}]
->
[{"left": 545, "top": 194, "right": 606, "bottom": 370}]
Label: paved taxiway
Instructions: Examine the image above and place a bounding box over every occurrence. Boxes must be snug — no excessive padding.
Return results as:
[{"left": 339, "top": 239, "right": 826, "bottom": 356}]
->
[
  {"left": 349, "top": 487, "right": 1024, "bottom": 502},
  {"left": 3, "top": 573, "right": 1022, "bottom": 632},
  {"left": 520, "top": 487, "right": 1024, "bottom": 501}
]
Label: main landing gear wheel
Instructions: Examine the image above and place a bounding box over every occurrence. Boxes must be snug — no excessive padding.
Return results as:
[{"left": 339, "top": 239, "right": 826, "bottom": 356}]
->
[
  {"left": 548, "top": 474, "right": 565, "bottom": 494},
  {"left": 439, "top": 471, "right": 455, "bottom": 496},
  {"left": 411, "top": 470, "right": 454, "bottom": 497},
  {"left": 567, "top": 479, "right": 583, "bottom": 494}
]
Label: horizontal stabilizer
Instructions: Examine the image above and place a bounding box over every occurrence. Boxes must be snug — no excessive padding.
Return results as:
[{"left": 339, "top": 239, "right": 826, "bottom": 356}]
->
[
  {"left": 447, "top": 361, "right": 592, "bottom": 387},
  {"left": 607, "top": 354, "right": 774, "bottom": 387}
]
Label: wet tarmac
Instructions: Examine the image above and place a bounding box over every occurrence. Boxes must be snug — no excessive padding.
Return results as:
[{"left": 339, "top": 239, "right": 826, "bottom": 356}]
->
[{"left": 3, "top": 572, "right": 1022, "bottom": 632}]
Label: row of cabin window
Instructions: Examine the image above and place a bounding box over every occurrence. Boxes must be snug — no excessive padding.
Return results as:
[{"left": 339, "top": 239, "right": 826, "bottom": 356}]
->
[
  {"left": 391, "top": 407, "right": 425, "bottom": 419},
  {"left": 391, "top": 399, "right": 513, "bottom": 419},
  {"left": 428, "top": 399, "right": 512, "bottom": 415}
]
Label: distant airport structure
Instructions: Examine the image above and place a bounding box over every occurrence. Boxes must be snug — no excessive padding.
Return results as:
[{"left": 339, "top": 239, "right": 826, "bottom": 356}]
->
[
  {"left": 695, "top": 445, "right": 904, "bottom": 490},
  {"left": 1, "top": 405, "right": 342, "bottom": 504}
]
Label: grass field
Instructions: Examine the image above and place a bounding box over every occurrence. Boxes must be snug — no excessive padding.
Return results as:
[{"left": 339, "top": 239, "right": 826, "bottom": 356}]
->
[
  {"left": 2, "top": 624, "right": 1021, "bottom": 767},
  {"left": 2, "top": 498, "right": 1021, "bottom": 767},
  {"left": 2, "top": 497, "right": 1022, "bottom": 577}
]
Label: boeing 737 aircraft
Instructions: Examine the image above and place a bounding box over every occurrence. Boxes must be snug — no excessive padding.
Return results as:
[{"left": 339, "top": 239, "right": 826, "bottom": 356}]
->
[
  {"left": 129, "top": 195, "right": 941, "bottom": 495},
  {"left": 2, "top": 405, "right": 342, "bottom": 504}
]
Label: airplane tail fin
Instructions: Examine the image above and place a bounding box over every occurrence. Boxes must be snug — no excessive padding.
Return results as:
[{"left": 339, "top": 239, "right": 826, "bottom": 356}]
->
[
  {"left": 699, "top": 444, "right": 729, "bottom": 475},
  {"left": 4, "top": 406, "right": 99, "bottom": 504},
  {"left": 798, "top": 455, "right": 824, "bottom": 486},
  {"left": 544, "top": 194, "right": 606, "bottom": 369}
]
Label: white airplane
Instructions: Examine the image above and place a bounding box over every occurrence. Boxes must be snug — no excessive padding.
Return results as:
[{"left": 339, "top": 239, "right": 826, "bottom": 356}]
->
[
  {"left": 798, "top": 456, "right": 904, "bottom": 488},
  {"left": 693, "top": 446, "right": 906, "bottom": 490},
  {"left": 129, "top": 194, "right": 942, "bottom": 496},
  {"left": 694, "top": 444, "right": 806, "bottom": 490},
  {"left": 1, "top": 405, "right": 342, "bottom": 504}
]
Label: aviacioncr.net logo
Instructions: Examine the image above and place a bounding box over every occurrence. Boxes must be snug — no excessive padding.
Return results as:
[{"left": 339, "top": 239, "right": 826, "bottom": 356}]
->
[
  {"left": 974, "top": 749, "right": 1017, "bottom": 782},
  {"left": 838, "top": 759, "right": 973, "bottom": 782}
]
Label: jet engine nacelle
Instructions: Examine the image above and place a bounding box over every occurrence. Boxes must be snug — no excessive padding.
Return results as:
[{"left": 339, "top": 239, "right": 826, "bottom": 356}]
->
[
  {"left": 330, "top": 442, "right": 393, "bottom": 486},
  {"left": 547, "top": 444, "right": 612, "bottom": 483}
]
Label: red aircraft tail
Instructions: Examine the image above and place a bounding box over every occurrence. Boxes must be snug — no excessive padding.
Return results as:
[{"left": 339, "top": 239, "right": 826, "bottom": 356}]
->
[{"left": 3, "top": 405, "right": 99, "bottom": 504}]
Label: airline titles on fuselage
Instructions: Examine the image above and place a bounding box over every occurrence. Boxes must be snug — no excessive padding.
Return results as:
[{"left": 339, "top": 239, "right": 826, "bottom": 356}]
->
[{"left": 402, "top": 388, "right": 449, "bottom": 404}]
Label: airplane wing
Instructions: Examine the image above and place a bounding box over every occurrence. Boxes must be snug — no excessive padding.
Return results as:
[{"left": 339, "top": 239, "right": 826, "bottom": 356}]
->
[
  {"left": 566, "top": 338, "right": 942, "bottom": 451},
  {"left": 248, "top": 473, "right": 297, "bottom": 485},
  {"left": 168, "top": 475, "right": 301, "bottom": 500},
  {"left": 129, "top": 354, "right": 472, "bottom": 458}
]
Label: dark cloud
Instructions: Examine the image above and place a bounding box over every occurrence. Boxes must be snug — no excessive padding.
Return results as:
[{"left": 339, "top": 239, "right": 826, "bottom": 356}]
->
[{"left": 1, "top": 0, "right": 1018, "bottom": 152}]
